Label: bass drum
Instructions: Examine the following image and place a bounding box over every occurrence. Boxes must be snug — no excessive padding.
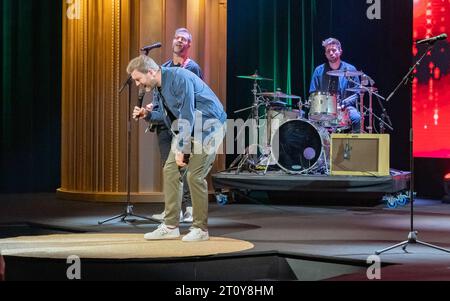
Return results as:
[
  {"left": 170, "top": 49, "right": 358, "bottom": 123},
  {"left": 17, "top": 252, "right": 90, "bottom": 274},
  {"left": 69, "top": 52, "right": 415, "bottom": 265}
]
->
[{"left": 271, "top": 119, "right": 330, "bottom": 174}]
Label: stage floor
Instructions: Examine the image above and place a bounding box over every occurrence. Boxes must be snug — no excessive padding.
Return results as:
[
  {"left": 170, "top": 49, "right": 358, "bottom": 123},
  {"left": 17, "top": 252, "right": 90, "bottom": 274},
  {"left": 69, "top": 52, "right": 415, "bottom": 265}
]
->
[{"left": 1, "top": 193, "right": 450, "bottom": 280}]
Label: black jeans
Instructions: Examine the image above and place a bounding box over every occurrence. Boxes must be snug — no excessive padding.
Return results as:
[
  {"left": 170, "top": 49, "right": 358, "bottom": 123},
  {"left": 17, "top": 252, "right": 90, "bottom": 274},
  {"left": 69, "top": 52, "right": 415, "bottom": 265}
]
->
[{"left": 157, "top": 126, "right": 192, "bottom": 209}]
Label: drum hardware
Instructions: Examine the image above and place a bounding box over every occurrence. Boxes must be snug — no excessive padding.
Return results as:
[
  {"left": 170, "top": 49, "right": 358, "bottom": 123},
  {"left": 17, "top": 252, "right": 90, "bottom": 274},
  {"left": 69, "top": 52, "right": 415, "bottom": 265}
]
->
[
  {"left": 346, "top": 87, "right": 379, "bottom": 94},
  {"left": 345, "top": 74, "right": 387, "bottom": 134},
  {"left": 317, "top": 106, "right": 351, "bottom": 132},
  {"left": 359, "top": 104, "right": 394, "bottom": 133},
  {"left": 256, "top": 91, "right": 302, "bottom": 99},
  {"left": 325, "top": 69, "right": 387, "bottom": 133},
  {"left": 234, "top": 71, "right": 275, "bottom": 121},
  {"left": 269, "top": 100, "right": 288, "bottom": 107},
  {"left": 326, "top": 69, "right": 363, "bottom": 77},
  {"left": 237, "top": 72, "right": 274, "bottom": 82},
  {"left": 230, "top": 71, "right": 282, "bottom": 174}
]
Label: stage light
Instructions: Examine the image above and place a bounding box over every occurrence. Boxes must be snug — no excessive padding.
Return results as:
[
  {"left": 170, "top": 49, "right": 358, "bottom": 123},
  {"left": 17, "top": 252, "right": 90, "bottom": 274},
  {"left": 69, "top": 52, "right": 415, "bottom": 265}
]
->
[{"left": 443, "top": 173, "right": 450, "bottom": 203}]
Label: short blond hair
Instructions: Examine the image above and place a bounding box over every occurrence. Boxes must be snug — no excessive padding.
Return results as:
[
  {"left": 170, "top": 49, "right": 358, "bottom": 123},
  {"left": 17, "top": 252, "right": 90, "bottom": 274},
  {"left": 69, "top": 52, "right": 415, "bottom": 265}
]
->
[{"left": 126, "top": 55, "right": 160, "bottom": 74}]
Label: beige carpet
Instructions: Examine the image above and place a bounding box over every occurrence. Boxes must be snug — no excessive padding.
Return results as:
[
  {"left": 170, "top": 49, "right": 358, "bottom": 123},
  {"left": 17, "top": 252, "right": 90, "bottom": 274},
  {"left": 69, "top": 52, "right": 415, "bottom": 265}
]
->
[{"left": 0, "top": 234, "right": 254, "bottom": 259}]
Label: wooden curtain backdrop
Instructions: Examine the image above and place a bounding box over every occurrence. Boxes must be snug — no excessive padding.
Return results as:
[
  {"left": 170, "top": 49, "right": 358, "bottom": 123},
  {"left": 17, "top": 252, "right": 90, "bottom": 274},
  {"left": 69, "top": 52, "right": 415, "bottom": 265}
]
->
[{"left": 59, "top": 0, "right": 227, "bottom": 202}]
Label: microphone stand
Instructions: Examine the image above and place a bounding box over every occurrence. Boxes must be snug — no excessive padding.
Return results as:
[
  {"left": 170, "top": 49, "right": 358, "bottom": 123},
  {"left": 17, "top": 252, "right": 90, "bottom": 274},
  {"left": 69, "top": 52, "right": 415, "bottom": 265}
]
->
[
  {"left": 375, "top": 42, "right": 450, "bottom": 255},
  {"left": 375, "top": 95, "right": 393, "bottom": 134},
  {"left": 98, "top": 75, "right": 158, "bottom": 225}
]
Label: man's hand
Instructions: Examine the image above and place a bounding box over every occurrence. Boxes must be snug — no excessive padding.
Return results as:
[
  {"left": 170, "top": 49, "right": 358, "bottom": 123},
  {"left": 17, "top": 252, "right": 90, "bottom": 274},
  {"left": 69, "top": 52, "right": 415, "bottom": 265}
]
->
[
  {"left": 175, "top": 152, "right": 187, "bottom": 168},
  {"left": 132, "top": 106, "right": 148, "bottom": 121},
  {"left": 145, "top": 103, "right": 154, "bottom": 112}
]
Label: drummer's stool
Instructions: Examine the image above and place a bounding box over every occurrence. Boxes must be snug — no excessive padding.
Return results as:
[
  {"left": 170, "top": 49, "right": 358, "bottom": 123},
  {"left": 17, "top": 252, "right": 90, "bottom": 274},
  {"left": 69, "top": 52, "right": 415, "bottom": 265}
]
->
[{"left": 330, "top": 134, "right": 390, "bottom": 177}]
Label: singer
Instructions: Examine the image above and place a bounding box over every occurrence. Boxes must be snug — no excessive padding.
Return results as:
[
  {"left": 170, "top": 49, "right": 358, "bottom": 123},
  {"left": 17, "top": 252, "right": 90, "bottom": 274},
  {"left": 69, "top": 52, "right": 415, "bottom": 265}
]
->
[
  {"left": 134, "top": 28, "right": 203, "bottom": 224},
  {"left": 127, "top": 55, "right": 226, "bottom": 242}
]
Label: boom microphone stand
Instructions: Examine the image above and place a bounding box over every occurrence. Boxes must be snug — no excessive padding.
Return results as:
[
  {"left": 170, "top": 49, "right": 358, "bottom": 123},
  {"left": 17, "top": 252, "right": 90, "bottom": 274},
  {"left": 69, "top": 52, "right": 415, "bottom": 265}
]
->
[
  {"left": 98, "top": 75, "right": 158, "bottom": 225},
  {"left": 375, "top": 41, "right": 450, "bottom": 255}
]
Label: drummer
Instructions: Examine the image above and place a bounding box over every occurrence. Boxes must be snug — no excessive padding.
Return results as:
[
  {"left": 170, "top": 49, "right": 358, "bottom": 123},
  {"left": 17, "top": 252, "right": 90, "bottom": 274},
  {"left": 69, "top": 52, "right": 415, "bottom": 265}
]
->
[{"left": 309, "top": 38, "right": 361, "bottom": 133}]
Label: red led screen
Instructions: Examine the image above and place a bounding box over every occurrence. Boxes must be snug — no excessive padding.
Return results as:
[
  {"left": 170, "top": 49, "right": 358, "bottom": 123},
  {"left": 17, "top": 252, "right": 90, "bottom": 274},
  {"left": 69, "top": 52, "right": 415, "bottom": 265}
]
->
[{"left": 413, "top": 0, "right": 450, "bottom": 158}]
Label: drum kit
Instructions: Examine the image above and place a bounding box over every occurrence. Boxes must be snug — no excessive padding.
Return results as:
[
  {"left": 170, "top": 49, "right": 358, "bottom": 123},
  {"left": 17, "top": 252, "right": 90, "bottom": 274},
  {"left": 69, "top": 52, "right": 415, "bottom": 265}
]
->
[{"left": 230, "top": 70, "right": 393, "bottom": 175}]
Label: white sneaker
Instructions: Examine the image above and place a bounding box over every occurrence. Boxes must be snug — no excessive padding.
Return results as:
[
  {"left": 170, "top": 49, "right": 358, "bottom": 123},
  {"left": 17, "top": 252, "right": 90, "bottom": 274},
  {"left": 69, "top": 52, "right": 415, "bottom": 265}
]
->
[
  {"left": 144, "top": 224, "right": 180, "bottom": 240},
  {"left": 151, "top": 211, "right": 165, "bottom": 221},
  {"left": 152, "top": 210, "right": 184, "bottom": 222},
  {"left": 183, "top": 207, "right": 193, "bottom": 223},
  {"left": 182, "top": 227, "right": 209, "bottom": 242}
]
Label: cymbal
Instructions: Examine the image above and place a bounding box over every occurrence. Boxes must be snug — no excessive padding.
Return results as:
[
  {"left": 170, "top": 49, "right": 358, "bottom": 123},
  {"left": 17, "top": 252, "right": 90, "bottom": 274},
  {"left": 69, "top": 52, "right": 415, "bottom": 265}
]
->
[
  {"left": 237, "top": 72, "right": 273, "bottom": 81},
  {"left": 327, "top": 70, "right": 363, "bottom": 77},
  {"left": 346, "top": 87, "right": 378, "bottom": 93},
  {"left": 257, "top": 91, "right": 301, "bottom": 99},
  {"left": 269, "top": 100, "right": 287, "bottom": 107}
]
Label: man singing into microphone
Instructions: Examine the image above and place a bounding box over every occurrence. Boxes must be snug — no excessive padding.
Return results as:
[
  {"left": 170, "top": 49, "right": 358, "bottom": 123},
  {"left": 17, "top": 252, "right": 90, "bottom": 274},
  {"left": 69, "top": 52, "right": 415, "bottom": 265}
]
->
[
  {"left": 128, "top": 55, "right": 226, "bottom": 242},
  {"left": 140, "top": 28, "right": 203, "bottom": 223},
  {"left": 309, "top": 38, "right": 361, "bottom": 133}
]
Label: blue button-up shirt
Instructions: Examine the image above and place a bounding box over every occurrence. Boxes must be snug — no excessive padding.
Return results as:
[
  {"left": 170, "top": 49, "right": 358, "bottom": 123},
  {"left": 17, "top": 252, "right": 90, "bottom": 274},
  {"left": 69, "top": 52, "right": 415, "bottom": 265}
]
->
[{"left": 152, "top": 67, "right": 227, "bottom": 152}]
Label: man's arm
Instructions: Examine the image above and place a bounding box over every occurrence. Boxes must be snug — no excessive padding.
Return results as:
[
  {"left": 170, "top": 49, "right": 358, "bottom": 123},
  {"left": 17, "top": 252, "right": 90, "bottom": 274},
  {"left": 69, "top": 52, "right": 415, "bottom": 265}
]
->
[
  {"left": 309, "top": 67, "right": 321, "bottom": 94},
  {"left": 144, "top": 93, "right": 166, "bottom": 124}
]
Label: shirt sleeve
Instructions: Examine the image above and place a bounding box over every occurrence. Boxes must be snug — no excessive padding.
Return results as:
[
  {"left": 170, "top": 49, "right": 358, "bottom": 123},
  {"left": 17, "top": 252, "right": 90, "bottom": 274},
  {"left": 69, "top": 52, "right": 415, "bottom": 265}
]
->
[
  {"left": 186, "top": 62, "right": 204, "bottom": 80},
  {"left": 144, "top": 92, "right": 165, "bottom": 124},
  {"left": 309, "top": 68, "right": 320, "bottom": 94},
  {"left": 172, "top": 76, "right": 196, "bottom": 153}
]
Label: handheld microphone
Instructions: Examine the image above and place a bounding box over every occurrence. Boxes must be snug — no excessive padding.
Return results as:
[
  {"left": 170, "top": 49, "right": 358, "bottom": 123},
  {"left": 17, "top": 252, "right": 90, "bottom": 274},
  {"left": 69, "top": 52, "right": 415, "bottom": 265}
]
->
[
  {"left": 416, "top": 33, "right": 447, "bottom": 45},
  {"left": 137, "top": 88, "right": 146, "bottom": 108},
  {"left": 140, "top": 42, "right": 162, "bottom": 52}
]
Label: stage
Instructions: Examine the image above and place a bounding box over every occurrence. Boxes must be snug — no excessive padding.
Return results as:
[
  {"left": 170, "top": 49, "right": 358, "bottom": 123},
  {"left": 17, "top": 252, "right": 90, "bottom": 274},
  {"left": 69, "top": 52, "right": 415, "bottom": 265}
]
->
[
  {"left": 212, "top": 169, "right": 411, "bottom": 204},
  {"left": 2, "top": 193, "right": 450, "bottom": 281}
]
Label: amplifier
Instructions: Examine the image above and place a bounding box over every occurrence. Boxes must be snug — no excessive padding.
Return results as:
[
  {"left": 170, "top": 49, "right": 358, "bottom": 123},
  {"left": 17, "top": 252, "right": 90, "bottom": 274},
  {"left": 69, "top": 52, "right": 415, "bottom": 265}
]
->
[{"left": 330, "top": 134, "right": 390, "bottom": 176}]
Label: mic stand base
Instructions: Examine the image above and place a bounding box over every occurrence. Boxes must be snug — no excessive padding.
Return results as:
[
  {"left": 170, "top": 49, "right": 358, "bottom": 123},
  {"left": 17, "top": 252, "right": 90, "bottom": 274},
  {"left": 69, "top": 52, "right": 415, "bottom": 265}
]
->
[
  {"left": 375, "top": 231, "right": 450, "bottom": 255},
  {"left": 98, "top": 204, "right": 160, "bottom": 225}
]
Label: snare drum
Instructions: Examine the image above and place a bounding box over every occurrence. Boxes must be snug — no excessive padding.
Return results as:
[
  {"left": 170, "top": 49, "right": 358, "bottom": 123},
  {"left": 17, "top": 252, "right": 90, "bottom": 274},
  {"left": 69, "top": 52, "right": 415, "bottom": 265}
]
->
[
  {"left": 308, "top": 92, "right": 337, "bottom": 121},
  {"left": 320, "top": 106, "right": 350, "bottom": 131}
]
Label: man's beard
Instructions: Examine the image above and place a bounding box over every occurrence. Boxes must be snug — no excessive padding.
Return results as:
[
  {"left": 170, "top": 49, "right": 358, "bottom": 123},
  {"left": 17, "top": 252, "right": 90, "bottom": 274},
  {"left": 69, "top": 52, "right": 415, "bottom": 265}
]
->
[
  {"left": 173, "top": 45, "right": 187, "bottom": 56},
  {"left": 145, "top": 79, "right": 158, "bottom": 91},
  {"left": 328, "top": 55, "right": 338, "bottom": 62}
]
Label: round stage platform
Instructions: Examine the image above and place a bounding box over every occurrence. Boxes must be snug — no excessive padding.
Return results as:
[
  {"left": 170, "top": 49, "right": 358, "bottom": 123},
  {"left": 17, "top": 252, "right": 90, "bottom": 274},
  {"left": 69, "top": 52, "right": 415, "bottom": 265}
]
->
[{"left": 0, "top": 234, "right": 254, "bottom": 259}]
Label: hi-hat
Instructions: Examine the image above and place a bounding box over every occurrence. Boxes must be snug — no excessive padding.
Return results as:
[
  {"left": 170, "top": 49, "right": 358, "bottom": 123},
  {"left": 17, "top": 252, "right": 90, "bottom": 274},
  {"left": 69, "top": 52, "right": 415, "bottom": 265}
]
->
[
  {"left": 327, "top": 70, "right": 363, "bottom": 77},
  {"left": 237, "top": 72, "right": 273, "bottom": 81},
  {"left": 346, "top": 87, "right": 378, "bottom": 93},
  {"left": 257, "top": 91, "right": 301, "bottom": 99}
]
